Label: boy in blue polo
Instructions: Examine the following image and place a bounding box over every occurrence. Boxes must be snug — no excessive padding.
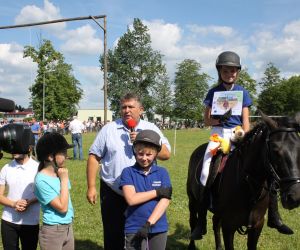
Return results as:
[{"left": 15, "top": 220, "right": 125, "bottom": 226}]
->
[{"left": 120, "top": 130, "right": 172, "bottom": 250}]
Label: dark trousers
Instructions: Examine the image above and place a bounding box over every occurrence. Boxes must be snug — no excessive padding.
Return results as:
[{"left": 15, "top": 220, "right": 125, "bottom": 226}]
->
[
  {"left": 100, "top": 180, "right": 128, "bottom": 250},
  {"left": 125, "top": 232, "right": 168, "bottom": 250},
  {"left": 1, "top": 219, "right": 39, "bottom": 250}
]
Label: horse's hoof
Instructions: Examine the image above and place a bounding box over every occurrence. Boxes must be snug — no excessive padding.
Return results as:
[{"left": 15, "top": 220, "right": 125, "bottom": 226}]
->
[{"left": 190, "top": 226, "right": 204, "bottom": 240}]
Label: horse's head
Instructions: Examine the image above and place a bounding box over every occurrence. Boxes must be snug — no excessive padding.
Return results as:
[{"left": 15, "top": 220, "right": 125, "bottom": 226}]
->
[{"left": 260, "top": 111, "right": 300, "bottom": 210}]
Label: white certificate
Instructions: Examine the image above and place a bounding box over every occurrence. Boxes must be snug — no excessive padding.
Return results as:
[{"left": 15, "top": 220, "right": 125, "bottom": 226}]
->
[{"left": 211, "top": 91, "right": 243, "bottom": 115}]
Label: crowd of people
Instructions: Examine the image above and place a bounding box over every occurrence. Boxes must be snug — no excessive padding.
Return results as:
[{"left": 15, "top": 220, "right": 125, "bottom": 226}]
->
[
  {"left": 0, "top": 51, "right": 293, "bottom": 250},
  {"left": 0, "top": 118, "right": 104, "bottom": 135}
]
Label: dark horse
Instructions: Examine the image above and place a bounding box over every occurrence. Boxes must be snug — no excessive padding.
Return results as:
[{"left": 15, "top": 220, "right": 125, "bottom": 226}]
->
[{"left": 187, "top": 113, "right": 300, "bottom": 250}]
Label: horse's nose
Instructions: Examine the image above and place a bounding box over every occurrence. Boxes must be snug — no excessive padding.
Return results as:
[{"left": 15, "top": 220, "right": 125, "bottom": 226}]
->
[{"left": 281, "top": 189, "right": 300, "bottom": 210}]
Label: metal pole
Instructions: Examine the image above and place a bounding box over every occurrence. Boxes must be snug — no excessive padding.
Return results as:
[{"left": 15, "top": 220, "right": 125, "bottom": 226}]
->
[
  {"left": 0, "top": 15, "right": 106, "bottom": 29},
  {"left": 103, "top": 16, "right": 108, "bottom": 124},
  {"left": 42, "top": 73, "right": 45, "bottom": 121},
  {"left": 0, "top": 15, "right": 108, "bottom": 123},
  {"left": 90, "top": 16, "right": 108, "bottom": 125}
]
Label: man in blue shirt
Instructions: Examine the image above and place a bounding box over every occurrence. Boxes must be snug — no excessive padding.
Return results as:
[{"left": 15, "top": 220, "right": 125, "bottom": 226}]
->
[
  {"left": 86, "top": 93, "right": 171, "bottom": 250},
  {"left": 31, "top": 118, "right": 41, "bottom": 155}
]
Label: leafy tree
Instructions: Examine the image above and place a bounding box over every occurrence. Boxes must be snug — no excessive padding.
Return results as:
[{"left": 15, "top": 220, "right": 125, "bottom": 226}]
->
[
  {"left": 24, "top": 39, "right": 82, "bottom": 120},
  {"left": 152, "top": 72, "right": 173, "bottom": 124},
  {"left": 15, "top": 105, "right": 25, "bottom": 111},
  {"left": 257, "top": 63, "right": 284, "bottom": 115},
  {"left": 259, "top": 62, "right": 282, "bottom": 90},
  {"left": 238, "top": 68, "right": 257, "bottom": 108},
  {"left": 101, "top": 18, "right": 166, "bottom": 118},
  {"left": 173, "top": 59, "right": 210, "bottom": 123},
  {"left": 280, "top": 76, "right": 300, "bottom": 115},
  {"left": 257, "top": 85, "right": 286, "bottom": 115}
]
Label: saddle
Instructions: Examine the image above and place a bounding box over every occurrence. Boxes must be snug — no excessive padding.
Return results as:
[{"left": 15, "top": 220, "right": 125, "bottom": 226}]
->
[{"left": 206, "top": 151, "right": 229, "bottom": 188}]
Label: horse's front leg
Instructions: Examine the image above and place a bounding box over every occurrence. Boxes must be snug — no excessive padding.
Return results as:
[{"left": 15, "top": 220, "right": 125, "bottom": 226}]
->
[
  {"left": 247, "top": 226, "right": 263, "bottom": 250},
  {"left": 222, "top": 226, "right": 235, "bottom": 250},
  {"left": 188, "top": 195, "right": 198, "bottom": 250},
  {"left": 247, "top": 191, "right": 268, "bottom": 250},
  {"left": 213, "top": 214, "right": 223, "bottom": 250}
]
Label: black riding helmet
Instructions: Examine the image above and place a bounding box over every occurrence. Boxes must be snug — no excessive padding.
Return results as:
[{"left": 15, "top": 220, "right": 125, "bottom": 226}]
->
[
  {"left": 0, "top": 124, "right": 35, "bottom": 154},
  {"left": 36, "top": 132, "right": 73, "bottom": 162},
  {"left": 133, "top": 130, "right": 162, "bottom": 152},
  {"left": 216, "top": 51, "right": 241, "bottom": 70}
]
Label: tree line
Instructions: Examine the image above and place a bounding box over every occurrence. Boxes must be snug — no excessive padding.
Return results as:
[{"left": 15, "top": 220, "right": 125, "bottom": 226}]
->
[{"left": 25, "top": 18, "right": 300, "bottom": 122}]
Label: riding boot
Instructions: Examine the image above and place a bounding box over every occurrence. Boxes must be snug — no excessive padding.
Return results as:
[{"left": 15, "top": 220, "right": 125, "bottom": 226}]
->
[
  {"left": 267, "top": 191, "right": 294, "bottom": 234},
  {"left": 191, "top": 184, "right": 207, "bottom": 240}
]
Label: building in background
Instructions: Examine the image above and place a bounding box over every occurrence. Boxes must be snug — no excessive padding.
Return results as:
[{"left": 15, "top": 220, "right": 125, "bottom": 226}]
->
[
  {"left": 77, "top": 109, "right": 113, "bottom": 122},
  {"left": 3, "top": 109, "right": 34, "bottom": 122}
]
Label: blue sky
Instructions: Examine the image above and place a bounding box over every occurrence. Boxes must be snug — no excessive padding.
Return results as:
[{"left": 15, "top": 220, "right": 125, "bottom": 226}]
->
[{"left": 0, "top": 0, "right": 300, "bottom": 109}]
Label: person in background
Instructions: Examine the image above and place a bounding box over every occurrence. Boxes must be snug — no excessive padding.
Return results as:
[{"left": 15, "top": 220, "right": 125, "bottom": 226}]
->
[
  {"left": 34, "top": 132, "right": 74, "bottom": 250},
  {"left": 0, "top": 137, "right": 40, "bottom": 250},
  {"left": 86, "top": 92, "right": 171, "bottom": 250},
  {"left": 120, "top": 130, "right": 172, "bottom": 250},
  {"left": 68, "top": 116, "right": 84, "bottom": 160},
  {"left": 31, "top": 118, "right": 41, "bottom": 156}
]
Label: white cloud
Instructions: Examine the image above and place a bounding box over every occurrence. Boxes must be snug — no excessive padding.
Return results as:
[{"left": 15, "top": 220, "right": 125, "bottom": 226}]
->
[
  {"left": 143, "top": 19, "right": 182, "bottom": 58},
  {"left": 60, "top": 25, "right": 103, "bottom": 55},
  {"left": 77, "top": 66, "right": 103, "bottom": 85},
  {"left": 143, "top": 19, "right": 246, "bottom": 81},
  {"left": 0, "top": 43, "right": 37, "bottom": 106},
  {"left": 76, "top": 66, "right": 104, "bottom": 109},
  {"left": 14, "top": 0, "right": 65, "bottom": 33},
  {"left": 283, "top": 19, "right": 300, "bottom": 38},
  {"left": 187, "top": 24, "right": 235, "bottom": 37},
  {"left": 250, "top": 20, "right": 300, "bottom": 77}
]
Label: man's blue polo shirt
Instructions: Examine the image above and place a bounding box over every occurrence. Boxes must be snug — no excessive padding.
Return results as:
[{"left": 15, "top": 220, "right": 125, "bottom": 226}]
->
[
  {"left": 119, "top": 163, "right": 171, "bottom": 234},
  {"left": 203, "top": 83, "right": 252, "bottom": 128},
  {"left": 31, "top": 122, "right": 40, "bottom": 144}
]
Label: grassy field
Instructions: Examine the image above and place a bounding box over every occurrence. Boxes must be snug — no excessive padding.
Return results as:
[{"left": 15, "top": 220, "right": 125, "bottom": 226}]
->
[{"left": 0, "top": 129, "right": 299, "bottom": 249}]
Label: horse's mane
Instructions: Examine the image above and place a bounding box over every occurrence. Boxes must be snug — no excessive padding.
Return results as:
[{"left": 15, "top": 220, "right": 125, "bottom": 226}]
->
[
  {"left": 237, "top": 115, "right": 299, "bottom": 149},
  {"left": 237, "top": 122, "right": 266, "bottom": 148}
]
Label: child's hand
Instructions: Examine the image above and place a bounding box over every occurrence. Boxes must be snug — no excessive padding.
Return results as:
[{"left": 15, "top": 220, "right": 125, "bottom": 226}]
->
[
  {"left": 156, "top": 186, "right": 172, "bottom": 199},
  {"left": 14, "top": 199, "right": 28, "bottom": 212},
  {"left": 57, "top": 168, "right": 69, "bottom": 181},
  {"left": 135, "top": 221, "right": 151, "bottom": 238},
  {"left": 219, "top": 109, "right": 232, "bottom": 124}
]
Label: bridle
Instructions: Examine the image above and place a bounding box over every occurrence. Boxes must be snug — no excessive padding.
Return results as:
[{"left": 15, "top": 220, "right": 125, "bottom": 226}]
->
[{"left": 265, "top": 127, "right": 300, "bottom": 192}]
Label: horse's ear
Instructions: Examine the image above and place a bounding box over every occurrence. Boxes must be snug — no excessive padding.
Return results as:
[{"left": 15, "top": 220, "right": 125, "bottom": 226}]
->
[{"left": 258, "top": 109, "right": 278, "bottom": 129}]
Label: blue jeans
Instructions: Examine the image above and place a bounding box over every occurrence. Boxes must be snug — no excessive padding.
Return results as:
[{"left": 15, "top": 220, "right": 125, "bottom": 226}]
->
[{"left": 72, "top": 133, "right": 83, "bottom": 160}]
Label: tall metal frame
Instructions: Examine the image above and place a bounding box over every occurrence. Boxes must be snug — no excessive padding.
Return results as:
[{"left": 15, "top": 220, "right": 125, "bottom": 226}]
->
[{"left": 0, "top": 15, "right": 108, "bottom": 124}]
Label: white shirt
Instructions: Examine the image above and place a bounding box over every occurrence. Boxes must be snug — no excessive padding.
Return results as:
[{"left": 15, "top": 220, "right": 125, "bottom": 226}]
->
[
  {"left": 0, "top": 157, "right": 40, "bottom": 225},
  {"left": 69, "top": 119, "right": 84, "bottom": 134}
]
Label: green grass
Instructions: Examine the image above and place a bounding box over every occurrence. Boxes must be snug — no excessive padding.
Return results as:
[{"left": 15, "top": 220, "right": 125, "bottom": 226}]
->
[{"left": 0, "top": 129, "right": 299, "bottom": 249}]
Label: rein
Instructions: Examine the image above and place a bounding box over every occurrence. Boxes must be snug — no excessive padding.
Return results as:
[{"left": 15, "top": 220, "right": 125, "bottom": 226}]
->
[
  {"left": 236, "top": 126, "right": 299, "bottom": 235},
  {"left": 265, "top": 127, "right": 300, "bottom": 191}
]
